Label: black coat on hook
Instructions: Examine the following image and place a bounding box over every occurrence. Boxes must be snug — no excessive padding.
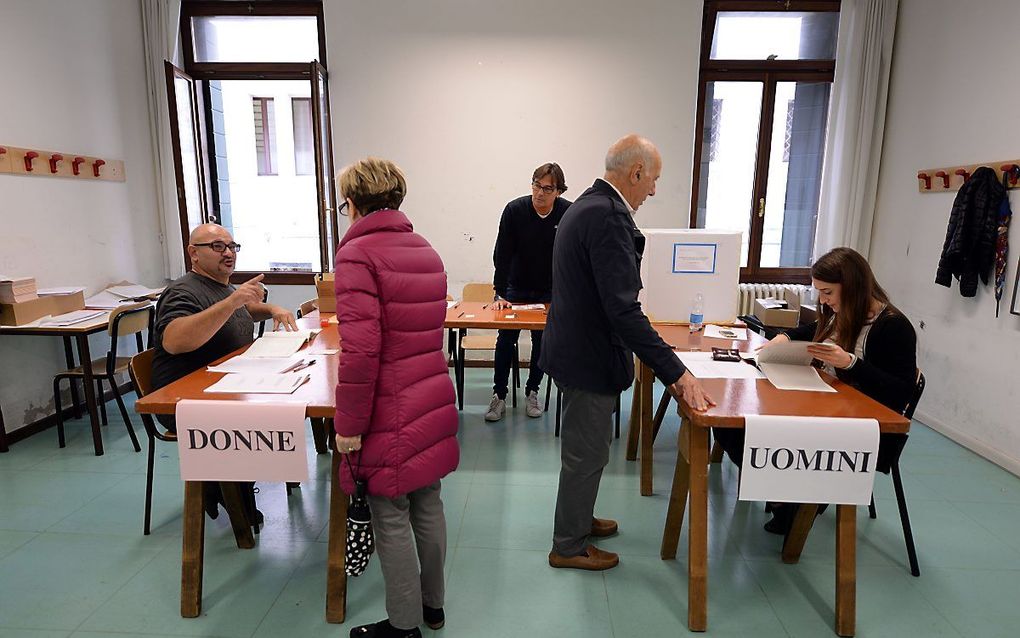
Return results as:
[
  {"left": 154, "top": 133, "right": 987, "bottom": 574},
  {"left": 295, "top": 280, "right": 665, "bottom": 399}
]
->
[{"left": 935, "top": 166, "right": 1005, "bottom": 297}]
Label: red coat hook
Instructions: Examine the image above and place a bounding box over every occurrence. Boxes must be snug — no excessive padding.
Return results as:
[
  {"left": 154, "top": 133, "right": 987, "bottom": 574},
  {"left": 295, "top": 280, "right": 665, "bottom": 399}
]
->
[
  {"left": 24, "top": 151, "right": 39, "bottom": 172},
  {"left": 49, "top": 153, "right": 64, "bottom": 174},
  {"left": 954, "top": 169, "right": 970, "bottom": 182},
  {"left": 917, "top": 171, "right": 932, "bottom": 190},
  {"left": 1001, "top": 164, "right": 1019, "bottom": 187},
  {"left": 72, "top": 157, "right": 85, "bottom": 176},
  {"left": 934, "top": 171, "right": 950, "bottom": 189},
  {"left": 92, "top": 159, "right": 106, "bottom": 178}
]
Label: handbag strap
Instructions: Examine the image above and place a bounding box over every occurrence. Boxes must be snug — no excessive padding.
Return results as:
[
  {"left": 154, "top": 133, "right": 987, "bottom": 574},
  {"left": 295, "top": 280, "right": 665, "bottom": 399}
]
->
[{"left": 343, "top": 450, "right": 368, "bottom": 500}]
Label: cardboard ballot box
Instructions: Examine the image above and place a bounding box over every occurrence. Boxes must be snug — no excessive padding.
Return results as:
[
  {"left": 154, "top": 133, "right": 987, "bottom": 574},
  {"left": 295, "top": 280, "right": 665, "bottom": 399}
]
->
[
  {"left": 753, "top": 291, "right": 801, "bottom": 328},
  {"left": 0, "top": 291, "right": 86, "bottom": 326},
  {"left": 315, "top": 273, "right": 335, "bottom": 314},
  {"left": 638, "top": 229, "right": 741, "bottom": 324}
]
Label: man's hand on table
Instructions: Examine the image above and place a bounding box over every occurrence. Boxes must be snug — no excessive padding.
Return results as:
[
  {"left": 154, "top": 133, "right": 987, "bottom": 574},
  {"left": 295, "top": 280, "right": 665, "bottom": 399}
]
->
[
  {"left": 270, "top": 305, "right": 298, "bottom": 331},
  {"left": 669, "top": 370, "right": 716, "bottom": 412}
]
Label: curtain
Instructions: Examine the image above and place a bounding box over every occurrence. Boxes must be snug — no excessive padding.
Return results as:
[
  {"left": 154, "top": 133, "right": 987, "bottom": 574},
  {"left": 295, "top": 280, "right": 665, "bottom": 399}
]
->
[
  {"left": 813, "top": 0, "right": 899, "bottom": 259},
  {"left": 140, "top": 0, "right": 184, "bottom": 280}
]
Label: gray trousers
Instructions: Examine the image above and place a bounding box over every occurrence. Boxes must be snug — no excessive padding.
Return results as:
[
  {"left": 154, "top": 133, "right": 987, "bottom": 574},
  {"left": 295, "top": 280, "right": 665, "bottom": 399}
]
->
[
  {"left": 552, "top": 384, "right": 617, "bottom": 557},
  {"left": 366, "top": 480, "right": 447, "bottom": 630}
]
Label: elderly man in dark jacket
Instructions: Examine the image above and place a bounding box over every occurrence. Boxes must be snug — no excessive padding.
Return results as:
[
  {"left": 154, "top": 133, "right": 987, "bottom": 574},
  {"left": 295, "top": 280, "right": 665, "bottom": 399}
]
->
[{"left": 540, "top": 134, "right": 714, "bottom": 571}]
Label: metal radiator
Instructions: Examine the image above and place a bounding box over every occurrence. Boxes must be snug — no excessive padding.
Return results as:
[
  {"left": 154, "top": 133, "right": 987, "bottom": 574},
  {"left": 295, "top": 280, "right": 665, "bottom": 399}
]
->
[{"left": 736, "top": 283, "right": 811, "bottom": 315}]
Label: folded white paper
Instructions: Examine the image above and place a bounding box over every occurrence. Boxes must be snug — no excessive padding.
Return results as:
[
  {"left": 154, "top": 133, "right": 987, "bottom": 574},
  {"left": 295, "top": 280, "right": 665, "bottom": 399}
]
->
[
  {"left": 676, "top": 351, "right": 765, "bottom": 380},
  {"left": 204, "top": 373, "right": 310, "bottom": 394}
]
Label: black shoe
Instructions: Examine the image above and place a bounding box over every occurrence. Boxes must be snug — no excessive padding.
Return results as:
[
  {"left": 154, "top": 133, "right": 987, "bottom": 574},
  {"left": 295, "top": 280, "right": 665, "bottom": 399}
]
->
[
  {"left": 423, "top": 605, "right": 445, "bottom": 630},
  {"left": 763, "top": 503, "right": 796, "bottom": 536},
  {"left": 349, "top": 619, "right": 422, "bottom": 638}
]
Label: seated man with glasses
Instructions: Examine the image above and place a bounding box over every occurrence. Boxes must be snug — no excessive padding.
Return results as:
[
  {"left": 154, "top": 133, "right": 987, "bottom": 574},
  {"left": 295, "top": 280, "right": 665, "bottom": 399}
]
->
[
  {"left": 150, "top": 223, "right": 298, "bottom": 525},
  {"left": 486, "top": 163, "right": 571, "bottom": 422},
  {"left": 152, "top": 223, "right": 298, "bottom": 431}
]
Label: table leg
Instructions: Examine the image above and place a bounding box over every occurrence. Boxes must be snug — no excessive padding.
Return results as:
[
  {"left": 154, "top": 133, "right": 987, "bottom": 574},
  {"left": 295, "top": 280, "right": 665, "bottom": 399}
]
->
[
  {"left": 310, "top": 417, "right": 327, "bottom": 454},
  {"left": 687, "top": 425, "right": 710, "bottom": 631},
  {"left": 0, "top": 404, "right": 9, "bottom": 453},
  {"left": 835, "top": 504, "right": 857, "bottom": 636},
  {"left": 661, "top": 418, "right": 691, "bottom": 559},
  {"left": 220, "top": 482, "right": 256, "bottom": 549},
  {"left": 625, "top": 371, "right": 641, "bottom": 461},
  {"left": 61, "top": 336, "right": 83, "bottom": 419},
  {"left": 181, "top": 481, "right": 205, "bottom": 618},
  {"left": 75, "top": 334, "right": 103, "bottom": 456},
  {"left": 326, "top": 448, "right": 349, "bottom": 623},
  {"left": 782, "top": 504, "right": 820, "bottom": 564},
  {"left": 639, "top": 361, "right": 654, "bottom": 496},
  {"left": 455, "top": 329, "right": 466, "bottom": 411}
]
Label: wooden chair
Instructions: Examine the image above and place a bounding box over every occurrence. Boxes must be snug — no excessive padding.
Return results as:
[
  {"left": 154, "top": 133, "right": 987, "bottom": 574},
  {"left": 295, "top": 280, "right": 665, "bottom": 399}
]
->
[
  {"left": 455, "top": 283, "right": 521, "bottom": 408},
  {"left": 867, "top": 369, "right": 925, "bottom": 577},
  {"left": 296, "top": 298, "right": 318, "bottom": 318},
  {"left": 53, "top": 303, "right": 150, "bottom": 453},
  {"left": 128, "top": 348, "right": 178, "bottom": 535}
]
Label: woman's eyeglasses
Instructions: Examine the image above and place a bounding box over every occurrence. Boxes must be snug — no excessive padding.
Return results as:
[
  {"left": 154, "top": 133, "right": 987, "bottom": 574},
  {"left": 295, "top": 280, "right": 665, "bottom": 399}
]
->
[{"left": 338, "top": 201, "right": 349, "bottom": 216}]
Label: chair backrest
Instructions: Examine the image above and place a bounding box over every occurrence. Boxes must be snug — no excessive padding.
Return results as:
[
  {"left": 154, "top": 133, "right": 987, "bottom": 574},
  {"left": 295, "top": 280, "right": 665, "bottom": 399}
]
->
[
  {"left": 902, "top": 369, "right": 925, "bottom": 420},
  {"left": 297, "top": 298, "right": 318, "bottom": 318},
  {"left": 108, "top": 303, "right": 152, "bottom": 338},
  {"left": 257, "top": 287, "right": 269, "bottom": 337},
  {"left": 463, "top": 282, "right": 494, "bottom": 303},
  {"left": 129, "top": 348, "right": 156, "bottom": 398}
]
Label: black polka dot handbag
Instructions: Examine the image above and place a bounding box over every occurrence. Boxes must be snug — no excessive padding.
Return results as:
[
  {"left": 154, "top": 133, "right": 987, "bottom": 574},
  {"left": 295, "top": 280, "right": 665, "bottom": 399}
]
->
[{"left": 344, "top": 452, "right": 375, "bottom": 577}]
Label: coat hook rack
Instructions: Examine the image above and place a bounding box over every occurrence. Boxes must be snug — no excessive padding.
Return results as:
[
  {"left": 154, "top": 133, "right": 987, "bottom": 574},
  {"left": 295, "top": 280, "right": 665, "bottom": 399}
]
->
[
  {"left": 916, "top": 159, "right": 1020, "bottom": 193},
  {"left": 0, "top": 144, "right": 124, "bottom": 181}
]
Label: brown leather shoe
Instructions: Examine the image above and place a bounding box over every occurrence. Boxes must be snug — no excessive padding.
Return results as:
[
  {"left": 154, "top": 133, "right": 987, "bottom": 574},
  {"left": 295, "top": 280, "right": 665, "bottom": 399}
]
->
[
  {"left": 590, "top": 517, "right": 618, "bottom": 538},
  {"left": 548, "top": 544, "right": 619, "bottom": 571}
]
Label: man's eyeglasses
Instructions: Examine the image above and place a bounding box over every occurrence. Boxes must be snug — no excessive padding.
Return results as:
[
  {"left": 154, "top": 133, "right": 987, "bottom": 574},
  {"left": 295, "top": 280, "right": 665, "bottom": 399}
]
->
[
  {"left": 532, "top": 181, "right": 557, "bottom": 195},
  {"left": 338, "top": 201, "right": 349, "bottom": 216},
  {"left": 192, "top": 241, "right": 241, "bottom": 253}
]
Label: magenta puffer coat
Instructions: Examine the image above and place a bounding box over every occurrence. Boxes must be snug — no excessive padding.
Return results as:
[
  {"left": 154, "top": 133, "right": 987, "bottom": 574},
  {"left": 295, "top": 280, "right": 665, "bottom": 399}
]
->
[{"left": 333, "top": 209, "right": 459, "bottom": 498}]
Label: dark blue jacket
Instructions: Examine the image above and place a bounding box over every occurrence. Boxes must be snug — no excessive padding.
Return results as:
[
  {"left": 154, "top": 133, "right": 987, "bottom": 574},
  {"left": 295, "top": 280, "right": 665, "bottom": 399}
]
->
[{"left": 539, "top": 179, "right": 685, "bottom": 394}]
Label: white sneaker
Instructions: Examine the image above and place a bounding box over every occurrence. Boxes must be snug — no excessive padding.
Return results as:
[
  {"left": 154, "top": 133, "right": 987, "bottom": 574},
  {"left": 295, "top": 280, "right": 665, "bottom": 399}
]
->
[
  {"left": 525, "top": 390, "right": 543, "bottom": 418},
  {"left": 484, "top": 394, "right": 506, "bottom": 422}
]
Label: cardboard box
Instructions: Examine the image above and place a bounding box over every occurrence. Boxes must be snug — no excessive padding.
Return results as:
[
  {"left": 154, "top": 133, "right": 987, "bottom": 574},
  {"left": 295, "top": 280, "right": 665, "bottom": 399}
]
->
[
  {"left": 753, "top": 291, "right": 801, "bottom": 328},
  {"left": 0, "top": 290, "right": 86, "bottom": 326},
  {"left": 638, "top": 229, "right": 742, "bottom": 324},
  {"left": 315, "top": 273, "right": 335, "bottom": 314}
]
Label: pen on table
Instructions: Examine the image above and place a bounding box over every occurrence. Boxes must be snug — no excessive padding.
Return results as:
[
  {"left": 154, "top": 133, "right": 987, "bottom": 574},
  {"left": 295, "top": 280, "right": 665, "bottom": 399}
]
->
[
  {"left": 291, "top": 359, "right": 317, "bottom": 372},
  {"left": 457, "top": 311, "right": 465, "bottom": 318}
]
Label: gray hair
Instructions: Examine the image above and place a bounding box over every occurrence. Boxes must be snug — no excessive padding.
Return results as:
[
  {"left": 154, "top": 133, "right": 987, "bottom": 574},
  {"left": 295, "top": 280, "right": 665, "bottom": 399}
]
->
[{"left": 604, "top": 134, "right": 658, "bottom": 174}]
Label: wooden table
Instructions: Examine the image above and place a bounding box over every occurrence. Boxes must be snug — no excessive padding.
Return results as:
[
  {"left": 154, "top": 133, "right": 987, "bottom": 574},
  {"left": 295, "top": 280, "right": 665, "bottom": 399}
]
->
[
  {"left": 626, "top": 324, "right": 768, "bottom": 496},
  {"left": 134, "top": 315, "right": 351, "bottom": 624},
  {"left": 0, "top": 313, "right": 112, "bottom": 455},
  {"left": 443, "top": 301, "right": 548, "bottom": 410},
  {"left": 647, "top": 328, "right": 910, "bottom": 636}
]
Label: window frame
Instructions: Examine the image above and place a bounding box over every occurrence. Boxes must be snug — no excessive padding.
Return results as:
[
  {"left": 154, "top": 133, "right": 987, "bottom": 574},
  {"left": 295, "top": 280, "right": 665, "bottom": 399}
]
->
[
  {"left": 179, "top": 0, "right": 331, "bottom": 285},
  {"left": 690, "top": 0, "right": 839, "bottom": 284}
]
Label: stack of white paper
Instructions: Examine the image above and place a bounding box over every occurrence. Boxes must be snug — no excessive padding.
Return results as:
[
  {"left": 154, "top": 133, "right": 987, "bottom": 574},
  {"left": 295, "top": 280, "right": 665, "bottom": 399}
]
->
[
  {"left": 240, "top": 329, "right": 320, "bottom": 358},
  {"left": 510, "top": 303, "right": 545, "bottom": 311},
  {"left": 39, "top": 310, "right": 106, "bottom": 327},
  {"left": 756, "top": 341, "right": 836, "bottom": 393},
  {"left": 676, "top": 352, "right": 765, "bottom": 380},
  {"left": 37, "top": 287, "right": 87, "bottom": 296},
  {"left": 204, "top": 373, "right": 310, "bottom": 394},
  {"left": 208, "top": 357, "right": 300, "bottom": 374},
  {"left": 0, "top": 276, "right": 38, "bottom": 304}
]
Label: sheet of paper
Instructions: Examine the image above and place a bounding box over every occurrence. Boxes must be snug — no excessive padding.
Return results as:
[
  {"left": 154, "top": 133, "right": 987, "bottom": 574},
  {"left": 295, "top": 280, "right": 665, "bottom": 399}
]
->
[
  {"left": 447, "top": 300, "right": 458, "bottom": 310},
  {"left": 106, "top": 284, "right": 164, "bottom": 299},
  {"left": 757, "top": 340, "right": 815, "bottom": 366},
  {"left": 204, "top": 373, "right": 310, "bottom": 394},
  {"left": 39, "top": 310, "right": 106, "bottom": 327},
  {"left": 305, "top": 348, "right": 339, "bottom": 355},
  {"left": 36, "top": 287, "right": 86, "bottom": 296},
  {"left": 672, "top": 243, "right": 718, "bottom": 273},
  {"left": 208, "top": 357, "right": 300, "bottom": 374},
  {"left": 704, "top": 324, "right": 748, "bottom": 341},
  {"left": 759, "top": 363, "right": 836, "bottom": 393},
  {"left": 239, "top": 330, "right": 316, "bottom": 358},
  {"left": 676, "top": 352, "right": 765, "bottom": 380},
  {"left": 510, "top": 303, "right": 545, "bottom": 311},
  {"left": 85, "top": 290, "right": 130, "bottom": 309}
]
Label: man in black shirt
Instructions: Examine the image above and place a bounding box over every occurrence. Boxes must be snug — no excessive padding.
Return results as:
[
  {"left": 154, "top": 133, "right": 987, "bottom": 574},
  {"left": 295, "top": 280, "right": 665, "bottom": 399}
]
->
[
  {"left": 486, "top": 163, "right": 571, "bottom": 422},
  {"left": 152, "top": 223, "right": 298, "bottom": 431}
]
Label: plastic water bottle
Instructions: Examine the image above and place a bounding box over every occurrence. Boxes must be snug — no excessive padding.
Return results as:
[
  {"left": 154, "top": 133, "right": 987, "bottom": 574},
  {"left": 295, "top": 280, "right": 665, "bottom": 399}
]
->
[{"left": 690, "top": 293, "right": 704, "bottom": 333}]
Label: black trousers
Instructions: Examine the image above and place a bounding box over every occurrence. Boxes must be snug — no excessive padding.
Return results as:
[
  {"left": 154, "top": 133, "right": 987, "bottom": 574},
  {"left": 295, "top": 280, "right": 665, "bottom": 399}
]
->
[{"left": 492, "top": 288, "right": 550, "bottom": 400}]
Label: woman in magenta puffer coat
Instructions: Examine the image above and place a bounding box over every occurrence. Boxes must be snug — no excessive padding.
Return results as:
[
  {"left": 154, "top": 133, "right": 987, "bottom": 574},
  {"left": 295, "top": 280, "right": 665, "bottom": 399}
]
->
[{"left": 333, "top": 158, "right": 458, "bottom": 638}]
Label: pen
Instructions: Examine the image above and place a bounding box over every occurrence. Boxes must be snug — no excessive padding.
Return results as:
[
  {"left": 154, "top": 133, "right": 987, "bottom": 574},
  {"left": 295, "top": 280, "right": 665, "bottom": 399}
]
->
[
  {"left": 291, "top": 359, "right": 317, "bottom": 372},
  {"left": 457, "top": 311, "right": 465, "bottom": 318}
]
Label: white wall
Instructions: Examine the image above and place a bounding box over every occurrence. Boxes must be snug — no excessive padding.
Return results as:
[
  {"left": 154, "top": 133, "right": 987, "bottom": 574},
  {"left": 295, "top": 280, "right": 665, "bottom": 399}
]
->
[
  {"left": 871, "top": 0, "right": 1020, "bottom": 472},
  {"left": 0, "top": 0, "right": 163, "bottom": 433},
  {"left": 323, "top": 0, "right": 703, "bottom": 294}
]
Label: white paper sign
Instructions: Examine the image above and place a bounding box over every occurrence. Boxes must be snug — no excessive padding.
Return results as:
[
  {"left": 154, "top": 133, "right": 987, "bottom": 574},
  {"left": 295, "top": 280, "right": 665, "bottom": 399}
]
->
[
  {"left": 176, "top": 400, "right": 310, "bottom": 482},
  {"left": 672, "top": 243, "right": 717, "bottom": 273},
  {"left": 739, "top": 415, "right": 880, "bottom": 505}
]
